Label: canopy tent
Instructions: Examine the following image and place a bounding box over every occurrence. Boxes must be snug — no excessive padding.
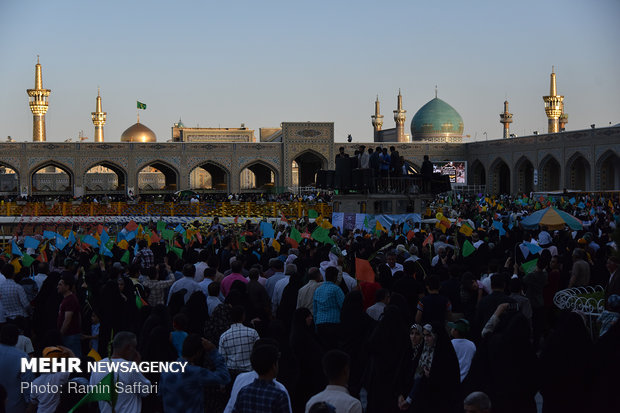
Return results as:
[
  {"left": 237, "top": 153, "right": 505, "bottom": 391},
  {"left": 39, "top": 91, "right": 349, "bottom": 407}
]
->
[{"left": 520, "top": 207, "right": 582, "bottom": 230}]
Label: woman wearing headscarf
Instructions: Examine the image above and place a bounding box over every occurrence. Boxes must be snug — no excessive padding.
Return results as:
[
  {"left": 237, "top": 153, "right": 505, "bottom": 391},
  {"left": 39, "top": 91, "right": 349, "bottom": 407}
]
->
[
  {"left": 396, "top": 323, "right": 424, "bottom": 410},
  {"left": 399, "top": 322, "right": 461, "bottom": 413},
  {"left": 365, "top": 304, "right": 410, "bottom": 413},
  {"left": 277, "top": 270, "right": 305, "bottom": 332},
  {"left": 289, "top": 307, "right": 325, "bottom": 412},
  {"left": 340, "top": 290, "right": 375, "bottom": 398}
]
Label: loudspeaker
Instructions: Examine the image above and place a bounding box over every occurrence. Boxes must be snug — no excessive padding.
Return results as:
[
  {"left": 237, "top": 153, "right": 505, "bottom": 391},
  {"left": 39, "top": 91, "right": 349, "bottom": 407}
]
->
[
  {"left": 316, "top": 170, "right": 327, "bottom": 188},
  {"left": 352, "top": 168, "right": 373, "bottom": 190},
  {"left": 324, "top": 170, "right": 335, "bottom": 188},
  {"left": 335, "top": 158, "right": 354, "bottom": 189}
]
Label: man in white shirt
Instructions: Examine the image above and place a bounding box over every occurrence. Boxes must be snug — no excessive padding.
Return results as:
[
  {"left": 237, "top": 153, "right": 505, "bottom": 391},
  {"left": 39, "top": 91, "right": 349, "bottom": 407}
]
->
[
  {"left": 194, "top": 250, "right": 209, "bottom": 282},
  {"left": 89, "top": 332, "right": 153, "bottom": 413},
  {"left": 33, "top": 262, "right": 49, "bottom": 290},
  {"left": 297, "top": 267, "right": 322, "bottom": 314},
  {"left": 448, "top": 319, "right": 476, "bottom": 382},
  {"left": 385, "top": 251, "right": 403, "bottom": 276},
  {"left": 366, "top": 289, "right": 389, "bottom": 321},
  {"left": 358, "top": 145, "right": 369, "bottom": 169},
  {"left": 272, "top": 264, "right": 296, "bottom": 314},
  {"left": 306, "top": 350, "right": 362, "bottom": 413}
]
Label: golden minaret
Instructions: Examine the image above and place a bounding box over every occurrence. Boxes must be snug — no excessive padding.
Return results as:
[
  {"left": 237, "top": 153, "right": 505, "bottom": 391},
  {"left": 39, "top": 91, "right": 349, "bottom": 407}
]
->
[
  {"left": 91, "top": 88, "right": 107, "bottom": 142},
  {"left": 393, "top": 89, "right": 407, "bottom": 142},
  {"left": 371, "top": 95, "right": 384, "bottom": 141},
  {"left": 27, "top": 56, "right": 51, "bottom": 142},
  {"left": 499, "top": 100, "right": 513, "bottom": 139},
  {"left": 543, "top": 67, "right": 564, "bottom": 133}
]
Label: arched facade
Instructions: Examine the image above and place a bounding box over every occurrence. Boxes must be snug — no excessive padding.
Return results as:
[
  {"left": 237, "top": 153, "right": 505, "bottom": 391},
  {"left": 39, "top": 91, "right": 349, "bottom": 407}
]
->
[
  {"left": 292, "top": 150, "right": 328, "bottom": 187},
  {"left": 565, "top": 152, "right": 591, "bottom": 191},
  {"left": 538, "top": 155, "right": 561, "bottom": 192},
  {"left": 489, "top": 157, "right": 511, "bottom": 194},
  {"left": 83, "top": 161, "right": 127, "bottom": 192},
  {"left": 0, "top": 161, "right": 20, "bottom": 193},
  {"left": 137, "top": 160, "right": 179, "bottom": 192},
  {"left": 30, "top": 161, "right": 73, "bottom": 193},
  {"left": 514, "top": 156, "right": 535, "bottom": 194},
  {"left": 239, "top": 160, "right": 278, "bottom": 190},
  {"left": 469, "top": 160, "right": 486, "bottom": 188},
  {"left": 189, "top": 161, "right": 230, "bottom": 191},
  {"left": 596, "top": 150, "right": 620, "bottom": 191}
]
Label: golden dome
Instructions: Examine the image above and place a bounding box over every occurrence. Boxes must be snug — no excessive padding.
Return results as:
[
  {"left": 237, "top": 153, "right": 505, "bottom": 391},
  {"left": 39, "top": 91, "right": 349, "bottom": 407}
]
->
[{"left": 121, "top": 122, "right": 157, "bottom": 143}]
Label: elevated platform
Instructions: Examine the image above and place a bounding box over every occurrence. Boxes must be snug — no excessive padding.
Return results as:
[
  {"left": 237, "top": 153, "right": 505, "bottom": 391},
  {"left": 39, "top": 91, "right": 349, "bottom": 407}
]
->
[{"left": 332, "top": 193, "right": 434, "bottom": 215}]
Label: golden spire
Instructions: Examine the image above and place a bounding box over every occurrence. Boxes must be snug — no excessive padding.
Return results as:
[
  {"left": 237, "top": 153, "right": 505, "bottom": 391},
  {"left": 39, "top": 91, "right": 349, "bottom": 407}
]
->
[
  {"left": 543, "top": 66, "right": 563, "bottom": 133},
  {"left": 91, "top": 88, "right": 106, "bottom": 142},
  {"left": 27, "top": 56, "right": 51, "bottom": 142}
]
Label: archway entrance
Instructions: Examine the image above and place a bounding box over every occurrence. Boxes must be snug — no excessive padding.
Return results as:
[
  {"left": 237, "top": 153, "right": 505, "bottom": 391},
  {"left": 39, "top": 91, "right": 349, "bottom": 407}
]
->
[
  {"left": 31, "top": 163, "right": 73, "bottom": 195},
  {"left": 240, "top": 162, "right": 277, "bottom": 190},
  {"left": 470, "top": 160, "right": 486, "bottom": 188},
  {"left": 490, "top": 159, "right": 510, "bottom": 194},
  {"left": 189, "top": 163, "right": 229, "bottom": 191},
  {"left": 597, "top": 151, "right": 620, "bottom": 190},
  {"left": 84, "top": 162, "right": 126, "bottom": 193},
  {"left": 293, "top": 151, "right": 326, "bottom": 187},
  {"left": 565, "top": 154, "right": 590, "bottom": 190},
  {"left": 539, "top": 155, "right": 560, "bottom": 192},
  {"left": 137, "top": 162, "right": 178, "bottom": 193},
  {"left": 0, "top": 163, "right": 19, "bottom": 193},
  {"left": 515, "top": 157, "right": 534, "bottom": 194}
]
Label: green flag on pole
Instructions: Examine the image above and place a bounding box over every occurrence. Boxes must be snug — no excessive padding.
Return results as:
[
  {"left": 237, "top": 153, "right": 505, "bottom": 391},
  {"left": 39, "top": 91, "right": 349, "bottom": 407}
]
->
[
  {"left": 137, "top": 101, "right": 147, "bottom": 110},
  {"left": 21, "top": 253, "right": 35, "bottom": 267},
  {"left": 462, "top": 240, "right": 476, "bottom": 257},
  {"left": 311, "top": 226, "right": 334, "bottom": 245},
  {"left": 290, "top": 227, "right": 302, "bottom": 243},
  {"left": 120, "top": 250, "right": 130, "bottom": 264},
  {"left": 521, "top": 258, "right": 538, "bottom": 274},
  {"left": 68, "top": 372, "right": 117, "bottom": 413}
]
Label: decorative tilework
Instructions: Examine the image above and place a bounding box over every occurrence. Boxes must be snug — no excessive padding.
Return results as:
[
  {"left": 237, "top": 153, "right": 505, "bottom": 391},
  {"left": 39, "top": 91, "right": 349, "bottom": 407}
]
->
[
  {"left": 28, "top": 157, "right": 75, "bottom": 169},
  {"left": 187, "top": 156, "right": 232, "bottom": 170}
]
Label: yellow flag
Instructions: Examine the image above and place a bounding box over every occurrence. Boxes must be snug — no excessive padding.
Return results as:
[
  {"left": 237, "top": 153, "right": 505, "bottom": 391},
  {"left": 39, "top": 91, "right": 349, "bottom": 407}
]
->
[
  {"left": 376, "top": 220, "right": 387, "bottom": 233},
  {"left": 87, "top": 348, "right": 102, "bottom": 361},
  {"left": 459, "top": 223, "right": 473, "bottom": 237},
  {"left": 272, "top": 239, "right": 281, "bottom": 253},
  {"left": 11, "top": 258, "right": 22, "bottom": 273},
  {"left": 321, "top": 219, "right": 333, "bottom": 229},
  {"left": 117, "top": 239, "right": 129, "bottom": 250}
]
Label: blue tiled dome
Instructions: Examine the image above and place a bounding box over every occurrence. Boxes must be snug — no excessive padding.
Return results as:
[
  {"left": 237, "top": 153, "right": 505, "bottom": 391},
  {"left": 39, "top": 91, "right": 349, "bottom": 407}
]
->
[{"left": 411, "top": 98, "right": 464, "bottom": 139}]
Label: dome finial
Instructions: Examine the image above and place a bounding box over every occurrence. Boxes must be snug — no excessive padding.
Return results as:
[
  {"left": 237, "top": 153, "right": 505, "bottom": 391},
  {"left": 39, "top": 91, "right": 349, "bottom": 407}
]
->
[{"left": 435, "top": 85, "right": 438, "bottom": 98}]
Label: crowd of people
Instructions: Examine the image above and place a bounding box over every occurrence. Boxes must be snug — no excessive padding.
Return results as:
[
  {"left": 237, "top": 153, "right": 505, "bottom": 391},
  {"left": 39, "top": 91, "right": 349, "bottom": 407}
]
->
[{"left": 0, "top": 191, "right": 618, "bottom": 413}]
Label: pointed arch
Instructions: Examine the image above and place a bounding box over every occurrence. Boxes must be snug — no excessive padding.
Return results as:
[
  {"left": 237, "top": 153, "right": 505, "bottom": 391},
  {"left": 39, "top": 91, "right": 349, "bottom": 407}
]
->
[
  {"left": 538, "top": 154, "right": 561, "bottom": 192},
  {"left": 469, "top": 159, "right": 486, "bottom": 187},
  {"left": 239, "top": 160, "right": 278, "bottom": 190},
  {"left": 137, "top": 160, "right": 179, "bottom": 192},
  {"left": 489, "top": 157, "right": 511, "bottom": 194},
  {"left": 565, "top": 152, "right": 591, "bottom": 190},
  {"left": 29, "top": 161, "right": 74, "bottom": 193},
  {"left": 0, "top": 161, "right": 19, "bottom": 193},
  {"left": 514, "top": 155, "right": 535, "bottom": 194},
  {"left": 83, "top": 161, "right": 127, "bottom": 192},
  {"left": 189, "top": 161, "right": 230, "bottom": 191},
  {"left": 596, "top": 149, "right": 620, "bottom": 190},
  {"left": 292, "top": 149, "right": 328, "bottom": 187}
]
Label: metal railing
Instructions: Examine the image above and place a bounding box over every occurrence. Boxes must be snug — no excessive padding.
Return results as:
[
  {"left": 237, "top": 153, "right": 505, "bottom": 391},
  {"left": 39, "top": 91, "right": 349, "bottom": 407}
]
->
[{"left": 0, "top": 201, "right": 332, "bottom": 218}]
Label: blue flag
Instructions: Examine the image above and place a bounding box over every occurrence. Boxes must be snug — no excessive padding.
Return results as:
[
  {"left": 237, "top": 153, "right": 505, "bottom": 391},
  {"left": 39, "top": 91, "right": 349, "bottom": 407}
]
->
[
  {"left": 134, "top": 242, "right": 139, "bottom": 256},
  {"left": 117, "top": 229, "right": 127, "bottom": 242},
  {"left": 12, "top": 240, "right": 23, "bottom": 256},
  {"left": 68, "top": 231, "right": 76, "bottom": 246},
  {"left": 569, "top": 197, "right": 576, "bottom": 205},
  {"left": 99, "top": 244, "right": 113, "bottom": 257},
  {"left": 100, "top": 230, "right": 110, "bottom": 247},
  {"left": 82, "top": 235, "right": 99, "bottom": 247},
  {"left": 43, "top": 231, "right": 57, "bottom": 239},
  {"left": 55, "top": 234, "right": 69, "bottom": 251},
  {"left": 523, "top": 241, "right": 543, "bottom": 255},
  {"left": 492, "top": 220, "right": 506, "bottom": 236},
  {"left": 125, "top": 230, "right": 137, "bottom": 242},
  {"left": 24, "top": 236, "right": 40, "bottom": 249},
  {"left": 259, "top": 221, "right": 275, "bottom": 239},
  {"left": 174, "top": 224, "right": 186, "bottom": 234}
]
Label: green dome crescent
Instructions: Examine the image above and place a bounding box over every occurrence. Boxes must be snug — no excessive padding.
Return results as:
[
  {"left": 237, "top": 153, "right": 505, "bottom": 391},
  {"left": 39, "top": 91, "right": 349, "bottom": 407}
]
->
[{"left": 411, "top": 97, "right": 464, "bottom": 137}]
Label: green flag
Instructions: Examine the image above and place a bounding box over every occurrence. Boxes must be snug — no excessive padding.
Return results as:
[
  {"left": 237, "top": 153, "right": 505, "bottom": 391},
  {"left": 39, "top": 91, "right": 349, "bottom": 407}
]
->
[
  {"left": 137, "top": 101, "right": 147, "bottom": 110},
  {"left": 156, "top": 220, "right": 166, "bottom": 233},
  {"left": 161, "top": 229, "right": 174, "bottom": 241},
  {"left": 21, "top": 253, "right": 35, "bottom": 267},
  {"left": 172, "top": 246, "right": 183, "bottom": 259},
  {"left": 462, "top": 240, "right": 476, "bottom": 257},
  {"left": 120, "top": 250, "right": 130, "bottom": 264},
  {"left": 90, "top": 254, "right": 99, "bottom": 265},
  {"left": 290, "top": 227, "right": 302, "bottom": 243},
  {"left": 521, "top": 258, "right": 538, "bottom": 274},
  {"left": 68, "top": 372, "right": 117, "bottom": 413},
  {"left": 311, "top": 226, "right": 334, "bottom": 245},
  {"left": 308, "top": 209, "right": 318, "bottom": 219}
]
